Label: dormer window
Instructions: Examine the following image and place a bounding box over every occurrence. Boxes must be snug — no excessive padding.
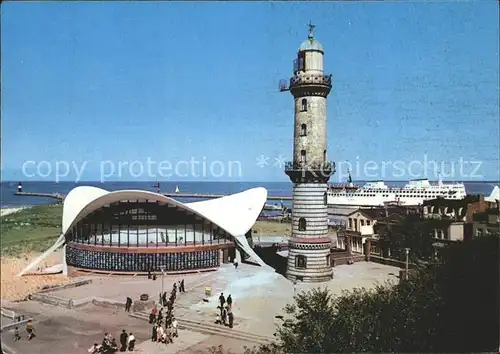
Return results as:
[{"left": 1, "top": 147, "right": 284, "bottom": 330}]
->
[
  {"left": 300, "top": 123, "right": 307, "bottom": 136},
  {"left": 301, "top": 99, "right": 307, "bottom": 112}
]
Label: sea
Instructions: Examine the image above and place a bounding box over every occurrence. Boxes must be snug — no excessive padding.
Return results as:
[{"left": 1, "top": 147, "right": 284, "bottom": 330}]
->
[{"left": 0, "top": 180, "right": 498, "bottom": 209}]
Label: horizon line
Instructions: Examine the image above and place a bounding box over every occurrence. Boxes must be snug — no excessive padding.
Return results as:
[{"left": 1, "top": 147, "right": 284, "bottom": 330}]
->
[{"left": 2, "top": 179, "right": 499, "bottom": 184}]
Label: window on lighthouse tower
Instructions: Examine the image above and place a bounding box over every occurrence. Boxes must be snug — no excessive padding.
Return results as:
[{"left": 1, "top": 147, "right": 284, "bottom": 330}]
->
[
  {"left": 295, "top": 255, "right": 307, "bottom": 269},
  {"left": 300, "top": 150, "right": 307, "bottom": 164},
  {"left": 300, "top": 124, "right": 307, "bottom": 136},
  {"left": 298, "top": 217, "right": 307, "bottom": 231},
  {"left": 298, "top": 51, "right": 305, "bottom": 71},
  {"left": 301, "top": 99, "right": 308, "bottom": 112}
]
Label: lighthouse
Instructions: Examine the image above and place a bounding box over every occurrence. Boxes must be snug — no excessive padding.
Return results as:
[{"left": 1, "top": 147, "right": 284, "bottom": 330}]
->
[{"left": 282, "top": 23, "right": 335, "bottom": 282}]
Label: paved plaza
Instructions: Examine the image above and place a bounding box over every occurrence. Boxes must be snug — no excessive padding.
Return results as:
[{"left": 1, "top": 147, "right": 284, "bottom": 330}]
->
[{"left": 1, "top": 261, "right": 401, "bottom": 353}]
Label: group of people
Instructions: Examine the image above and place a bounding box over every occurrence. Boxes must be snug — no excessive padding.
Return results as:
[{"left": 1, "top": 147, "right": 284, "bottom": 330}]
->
[
  {"left": 147, "top": 269, "right": 157, "bottom": 281},
  {"left": 88, "top": 331, "right": 135, "bottom": 353},
  {"left": 215, "top": 293, "right": 234, "bottom": 328},
  {"left": 148, "top": 280, "right": 184, "bottom": 345},
  {"left": 12, "top": 320, "right": 35, "bottom": 342}
]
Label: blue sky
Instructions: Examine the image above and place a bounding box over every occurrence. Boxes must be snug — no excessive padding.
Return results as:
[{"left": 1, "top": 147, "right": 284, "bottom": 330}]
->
[{"left": 1, "top": 1, "right": 499, "bottom": 182}]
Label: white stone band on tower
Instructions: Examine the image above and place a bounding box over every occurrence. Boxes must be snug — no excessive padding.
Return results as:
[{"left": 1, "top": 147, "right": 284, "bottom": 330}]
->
[
  {"left": 284, "top": 23, "right": 335, "bottom": 282},
  {"left": 291, "top": 183, "right": 328, "bottom": 237}
]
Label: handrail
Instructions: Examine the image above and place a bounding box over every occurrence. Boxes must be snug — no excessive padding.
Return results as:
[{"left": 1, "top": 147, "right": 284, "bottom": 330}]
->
[
  {"left": 284, "top": 161, "right": 335, "bottom": 171},
  {"left": 290, "top": 73, "right": 332, "bottom": 87},
  {"left": 1, "top": 307, "right": 15, "bottom": 319}
]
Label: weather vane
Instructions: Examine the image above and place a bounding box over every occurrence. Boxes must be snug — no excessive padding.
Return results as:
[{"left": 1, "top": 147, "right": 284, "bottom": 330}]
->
[{"left": 308, "top": 21, "right": 316, "bottom": 39}]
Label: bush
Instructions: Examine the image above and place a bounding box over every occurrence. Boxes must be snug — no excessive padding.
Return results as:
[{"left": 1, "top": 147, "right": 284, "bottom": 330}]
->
[{"left": 234, "top": 235, "right": 499, "bottom": 353}]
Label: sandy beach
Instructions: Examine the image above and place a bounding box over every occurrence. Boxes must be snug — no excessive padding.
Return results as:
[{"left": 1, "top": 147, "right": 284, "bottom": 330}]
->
[{"left": 0, "top": 250, "right": 70, "bottom": 301}]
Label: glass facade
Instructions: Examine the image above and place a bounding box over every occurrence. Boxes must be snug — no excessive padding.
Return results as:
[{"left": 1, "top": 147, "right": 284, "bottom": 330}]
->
[
  {"left": 67, "top": 200, "right": 232, "bottom": 247},
  {"left": 66, "top": 245, "right": 220, "bottom": 272}
]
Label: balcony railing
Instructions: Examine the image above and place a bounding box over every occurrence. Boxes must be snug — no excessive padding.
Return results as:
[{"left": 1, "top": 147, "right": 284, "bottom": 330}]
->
[
  {"left": 290, "top": 73, "right": 332, "bottom": 88},
  {"left": 284, "top": 161, "right": 335, "bottom": 172}
]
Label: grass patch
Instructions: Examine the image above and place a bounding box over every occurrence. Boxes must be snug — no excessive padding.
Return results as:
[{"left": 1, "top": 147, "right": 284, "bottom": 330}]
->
[
  {"left": 253, "top": 220, "right": 292, "bottom": 236},
  {"left": 252, "top": 220, "right": 338, "bottom": 238},
  {"left": 0, "top": 204, "right": 63, "bottom": 257}
]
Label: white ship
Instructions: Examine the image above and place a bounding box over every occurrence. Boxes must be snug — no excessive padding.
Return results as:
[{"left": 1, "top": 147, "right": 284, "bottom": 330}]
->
[{"left": 327, "top": 175, "right": 467, "bottom": 206}]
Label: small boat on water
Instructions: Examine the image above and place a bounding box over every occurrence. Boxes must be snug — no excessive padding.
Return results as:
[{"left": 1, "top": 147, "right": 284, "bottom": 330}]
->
[
  {"left": 175, "top": 185, "right": 180, "bottom": 193},
  {"left": 265, "top": 203, "right": 283, "bottom": 211}
]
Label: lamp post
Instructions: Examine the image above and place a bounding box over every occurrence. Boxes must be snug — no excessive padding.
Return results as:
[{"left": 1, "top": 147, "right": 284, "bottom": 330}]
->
[
  {"left": 160, "top": 265, "right": 165, "bottom": 295},
  {"left": 404, "top": 248, "right": 410, "bottom": 280}
]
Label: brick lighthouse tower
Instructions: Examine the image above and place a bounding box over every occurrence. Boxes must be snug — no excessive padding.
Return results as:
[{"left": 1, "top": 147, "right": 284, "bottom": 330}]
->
[{"left": 281, "top": 23, "right": 335, "bottom": 282}]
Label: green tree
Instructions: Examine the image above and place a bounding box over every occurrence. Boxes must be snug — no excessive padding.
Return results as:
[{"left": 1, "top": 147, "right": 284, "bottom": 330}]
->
[
  {"left": 276, "top": 287, "right": 337, "bottom": 352},
  {"left": 388, "top": 214, "right": 441, "bottom": 262},
  {"left": 242, "top": 234, "right": 499, "bottom": 353}
]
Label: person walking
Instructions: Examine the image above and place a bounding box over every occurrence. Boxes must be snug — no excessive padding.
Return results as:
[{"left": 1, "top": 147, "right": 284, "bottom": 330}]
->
[
  {"left": 172, "top": 317, "right": 178, "bottom": 338},
  {"left": 165, "top": 326, "right": 173, "bottom": 344},
  {"left": 26, "top": 320, "right": 35, "bottom": 340},
  {"left": 88, "top": 343, "right": 100, "bottom": 353},
  {"left": 127, "top": 332, "right": 135, "bottom": 351},
  {"left": 221, "top": 307, "right": 227, "bottom": 326},
  {"left": 157, "top": 308, "right": 164, "bottom": 325},
  {"left": 120, "top": 329, "right": 128, "bottom": 352},
  {"left": 125, "top": 297, "right": 132, "bottom": 312},
  {"left": 151, "top": 324, "right": 158, "bottom": 342},
  {"left": 228, "top": 308, "right": 234, "bottom": 329},
  {"left": 101, "top": 333, "right": 111, "bottom": 352},
  {"left": 149, "top": 306, "right": 158, "bottom": 324},
  {"left": 13, "top": 327, "right": 21, "bottom": 341},
  {"left": 162, "top": 292, "right": 167, "bottom": 307},
  {"left": 219, "top": 293, "right": 226, "bottom": 309},
  {"left": 156, "top": 325, "right": 164, "bottom": 342},
  {"left": 110, "top": 338, "right": 118, "bottom": 352}
]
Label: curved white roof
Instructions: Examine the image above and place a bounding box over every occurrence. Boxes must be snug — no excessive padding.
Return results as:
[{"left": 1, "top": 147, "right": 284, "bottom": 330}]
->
[
  {"left": 19, "top": 186, "right": 270, "bottom": 276},
  {"left": 62, "top": 186, "right": 268, "bottom": 238},
  {"left": 485, "top": 185, "right": 500, "bottom": 203}
]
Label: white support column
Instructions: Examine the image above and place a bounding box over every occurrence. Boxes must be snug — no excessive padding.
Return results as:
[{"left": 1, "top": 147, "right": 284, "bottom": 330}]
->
[{"left": 62, "top": 244, "right": 68, "bottom": 276}]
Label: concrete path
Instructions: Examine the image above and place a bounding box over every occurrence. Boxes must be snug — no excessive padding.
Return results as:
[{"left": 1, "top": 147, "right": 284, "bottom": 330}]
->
[
  {"left": 134, "top": 330, "right": 209, "bottom": 353},
  {"left": 0, "top": 302, "right": 152, "bottom": 354},
  {"left": 3, "top": 261, "right": 401, "bottom": 354}
]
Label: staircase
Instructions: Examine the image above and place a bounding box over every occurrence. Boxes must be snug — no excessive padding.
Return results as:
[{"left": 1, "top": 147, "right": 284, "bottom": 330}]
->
[
  {"left": 130, "top": 264, "right": 277, "bottom": 346},
  {"left": 129, "top": 311, "right": 274, "bottom": 346}
]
